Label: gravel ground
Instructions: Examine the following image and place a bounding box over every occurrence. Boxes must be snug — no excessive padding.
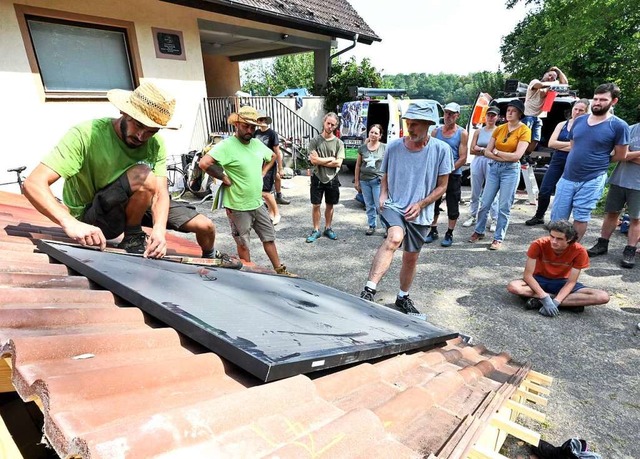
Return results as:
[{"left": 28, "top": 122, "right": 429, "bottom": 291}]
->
[{"left": 178, "top": 171, "right": 640, "bottom": 459}]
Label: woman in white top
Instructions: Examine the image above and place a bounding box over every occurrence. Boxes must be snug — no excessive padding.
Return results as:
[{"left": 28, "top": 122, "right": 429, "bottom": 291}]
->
[{"left": 464, "top": 105, "right": 500, "bottom": 230}]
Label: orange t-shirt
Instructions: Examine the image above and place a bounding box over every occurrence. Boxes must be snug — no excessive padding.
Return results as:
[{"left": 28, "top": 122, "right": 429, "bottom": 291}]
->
[
  {"left": 527, "top": 237, "right": 589, "bottom": 279},
  {"left": 492, "top": 123, "right": 531, "bottom": 153}
]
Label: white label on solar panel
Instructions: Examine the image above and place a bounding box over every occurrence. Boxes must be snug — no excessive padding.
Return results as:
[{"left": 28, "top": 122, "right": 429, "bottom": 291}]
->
[{"left": 311, "top": 360, "right": 325, "bottom": 368}]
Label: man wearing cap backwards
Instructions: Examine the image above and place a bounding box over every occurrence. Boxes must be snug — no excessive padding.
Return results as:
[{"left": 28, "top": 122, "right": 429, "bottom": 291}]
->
[
  {"left": 23, "top": 82, "right": 217, "bottom": 259},
  {"left": 426, "top": 102, "right": 468, "bottom": 247},
  {"left": 550, "top": 83, "right": 630, "bottom": 241},
  {"left": 199, "top": 106, "right": 289, "bottom": 275},
  {"left": 360, "top": 101, "right": 454, "bottom": 318},
  {"left": 254, "top": 111, "right": 288, "bottom": 226},
  {"left": 305, "top": 112, "right": 345, "bottom": 243}
]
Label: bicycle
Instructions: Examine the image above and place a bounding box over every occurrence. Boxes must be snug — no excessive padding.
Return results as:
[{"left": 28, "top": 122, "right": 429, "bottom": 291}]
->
[{"left": 0, "top": 166, "right": 27, "bottom": 193}]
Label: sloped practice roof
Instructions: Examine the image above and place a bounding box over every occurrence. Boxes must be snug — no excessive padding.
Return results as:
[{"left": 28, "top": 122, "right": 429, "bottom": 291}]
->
[
  {"left": 164, "top": 0, "right": 380, "bottom": 43},
  {"left": 0, "top": 192, "right": 535, "bottom": 458}
]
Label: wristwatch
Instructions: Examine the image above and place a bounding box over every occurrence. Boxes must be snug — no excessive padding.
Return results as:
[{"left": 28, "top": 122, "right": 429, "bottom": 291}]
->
[{"left": 494, "top": 150, "right": 499, "bottom": 156}]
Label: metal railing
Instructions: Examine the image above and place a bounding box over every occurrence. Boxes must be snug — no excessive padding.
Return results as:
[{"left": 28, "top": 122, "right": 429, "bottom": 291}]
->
[{"left": 203, "top": 96, "right": 319, "bottom": 151}]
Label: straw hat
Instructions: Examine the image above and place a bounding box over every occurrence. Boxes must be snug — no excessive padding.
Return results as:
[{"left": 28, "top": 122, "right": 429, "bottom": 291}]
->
[
  {"left": 107, "top": 82, "right": 179, "bottom": 129},
  {"left": 227, "top": 106, "right": 267, "bottom": 127}
]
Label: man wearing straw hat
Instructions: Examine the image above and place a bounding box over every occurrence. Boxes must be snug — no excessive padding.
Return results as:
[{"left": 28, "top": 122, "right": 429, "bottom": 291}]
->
[
  {"left": 23, "top": 82, "right": 217, "bottom": 259},
  {"left": 199, "top": 106, "right": 289, "bottom": 275}
]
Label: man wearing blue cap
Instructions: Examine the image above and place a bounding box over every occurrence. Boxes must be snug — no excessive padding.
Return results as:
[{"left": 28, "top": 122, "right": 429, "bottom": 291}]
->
[{"left": 360, "top": 101, "right": 454, "bottom": 319}]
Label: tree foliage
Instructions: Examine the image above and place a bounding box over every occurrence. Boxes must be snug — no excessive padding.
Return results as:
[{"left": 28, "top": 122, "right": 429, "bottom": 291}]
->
[
  {"left": 501, "top": 0, "right": 640, "bottom": 122},
  {"left": 322, "top": 57, "right": 383, "bottom": 112},
  {"left": 381, "top": 72, "right": 505, "bottom": 105},
  {"left": 241, "top": 52, "right": 314, "bottom": 96}
]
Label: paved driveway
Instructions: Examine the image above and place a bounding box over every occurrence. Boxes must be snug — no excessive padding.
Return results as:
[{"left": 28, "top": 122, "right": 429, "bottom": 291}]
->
[{"left": 183, "top": 171, "right": 640, "bottom": 458}]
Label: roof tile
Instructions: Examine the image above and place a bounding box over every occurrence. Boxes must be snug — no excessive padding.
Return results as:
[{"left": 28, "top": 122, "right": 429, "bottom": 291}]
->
[{"left": 0, "top": 192, "right": 541, "bottom": 458}]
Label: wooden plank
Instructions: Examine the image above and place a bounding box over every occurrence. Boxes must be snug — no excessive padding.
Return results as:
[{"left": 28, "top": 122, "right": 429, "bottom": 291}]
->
[
  {"left": 505, "top": 399, "right": 546, "bottom": 422},
  {"left": 516, "top": 388, "right": 548, "bottom": 406},
  {"left": 490, "top": 417, "right": 540, "bottom": 446},
  {"left": 0, "top": 413, "right": 23, "bottom": 459},
  {"left": 526, "top": 369, "right": 553, "bottom": 386},
  {"left": 0, "top": 358, "right": 15, "bottom": 393},
  {"left": 521, "top": 379, "right": 551, "bottom": 396},
  {"left": 467, "top": 444, "right": 509, "bottom": 459}
]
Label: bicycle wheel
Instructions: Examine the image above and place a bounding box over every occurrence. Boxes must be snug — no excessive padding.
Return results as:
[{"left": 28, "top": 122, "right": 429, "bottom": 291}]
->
[{"left": 166, "top": 165, "right": 186, "bottom": 199}]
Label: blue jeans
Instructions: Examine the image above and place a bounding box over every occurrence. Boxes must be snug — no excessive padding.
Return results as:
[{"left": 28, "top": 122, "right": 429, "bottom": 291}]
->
[
  {"left": 522, "top": 115, "right": 542, "bottom": 142},
  {"left": 550, "top": 175, "right": 607, "bottom": 222},
  {"left": 474, "top": 162, "right": 520, "bottom": 241},
  {"left": 361, "top": 177, "right": 381, "bottom": 228},
  {"left": 536, "top": 151, "right": 568, "bottom": 217},
  {"left": 469, "top": 156, "right": 498, "bottom": 220}
]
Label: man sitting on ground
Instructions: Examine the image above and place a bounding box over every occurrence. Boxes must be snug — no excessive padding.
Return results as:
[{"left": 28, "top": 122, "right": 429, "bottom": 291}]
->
[
  {"left": 507, "top": 220, "right": 609, "bottom": 316},
  {"left": 24, "top": 82, "right": 217, "bottom": 259}
]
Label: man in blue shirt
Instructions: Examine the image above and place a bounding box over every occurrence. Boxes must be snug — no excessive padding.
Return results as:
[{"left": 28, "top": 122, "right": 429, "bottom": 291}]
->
[
  {"left": 359, "top": 101, "right": 453, "bottom": 318},
  {"left": 550, "top": 83, "right": 630, "bottom": 241}
]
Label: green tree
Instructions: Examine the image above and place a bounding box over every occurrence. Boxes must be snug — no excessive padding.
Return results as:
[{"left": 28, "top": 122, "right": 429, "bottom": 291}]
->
[
  {"left": 322, "top": 57, "right": 383, "bottom": 112},
  {"left": 240, "top": 52, "right": 314, "bottom": 95},
  {"left": 501, "top": 0, "right": 640, "bottom": 122}
]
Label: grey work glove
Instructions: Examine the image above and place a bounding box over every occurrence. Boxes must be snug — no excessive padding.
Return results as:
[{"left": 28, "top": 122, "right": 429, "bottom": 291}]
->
[{"left": 539, "top": 295, "right": 560, "bottom": 317}]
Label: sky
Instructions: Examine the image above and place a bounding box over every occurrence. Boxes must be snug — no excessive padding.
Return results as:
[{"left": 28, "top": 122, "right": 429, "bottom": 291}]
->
[{"left": 339, "top": 0, "right": 532, "bottom": 76}]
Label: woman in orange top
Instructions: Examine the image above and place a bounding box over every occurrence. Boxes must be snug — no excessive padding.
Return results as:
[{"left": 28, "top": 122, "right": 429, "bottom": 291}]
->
[{"left": 469, "top": 100, "right": 531, "bottom": 250}]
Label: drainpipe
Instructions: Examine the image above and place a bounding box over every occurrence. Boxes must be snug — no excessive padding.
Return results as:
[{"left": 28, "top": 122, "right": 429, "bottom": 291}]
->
[{"left": 328, "top": 33, "right": 359, "bottom": 76}]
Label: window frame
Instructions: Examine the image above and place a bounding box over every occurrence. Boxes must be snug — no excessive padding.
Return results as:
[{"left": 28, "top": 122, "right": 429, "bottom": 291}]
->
[{"left": 14, "top": 4, "right": 143, "bottom": 101}]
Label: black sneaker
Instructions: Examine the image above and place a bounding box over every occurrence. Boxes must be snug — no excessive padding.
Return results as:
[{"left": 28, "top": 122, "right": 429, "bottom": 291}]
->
[
  {"left": 360, "top": 287, "right": 376, "bottom": 302},
  {"left": 118, "top": 232, "right": 147, "bottom": 254},
  {"left": 395, "top": 295, "right": 420, "bottom": 314},
  {"left": 621, "top": 245, "right": 636, "bottom": 268},
  {"left": 395, "top": 295, "right": 426, "bottom": 320},
  {"left": 525, "top": 298, "right": 543, "bottom": 310},
  {"left": 587, "top": 237, "right": 609, "bottom": 257},
  {"left": 525, "top": 216, "right": 545, "bottom": 226}
]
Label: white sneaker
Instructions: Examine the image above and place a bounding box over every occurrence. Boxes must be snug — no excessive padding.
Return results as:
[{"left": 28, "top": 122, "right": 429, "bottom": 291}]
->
[
  {"left": 462, "top": 217, "right": 476, "bottom": 227},
  {"left": 488, "top": 220, "right": 497, "bottom": 232},
  {"left": 272, "top": 214, "right": 281, "bottom": 226}
]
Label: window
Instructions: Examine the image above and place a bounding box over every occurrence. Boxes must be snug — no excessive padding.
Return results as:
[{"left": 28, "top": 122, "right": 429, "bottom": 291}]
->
[{"left": 15, "top": 6, "right": 141, "bottom": 99}]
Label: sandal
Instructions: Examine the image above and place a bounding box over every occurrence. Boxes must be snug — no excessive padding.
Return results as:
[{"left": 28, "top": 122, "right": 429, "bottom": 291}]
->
[{"left": 488, "top": 240, "right": 502, "bottom": 251}]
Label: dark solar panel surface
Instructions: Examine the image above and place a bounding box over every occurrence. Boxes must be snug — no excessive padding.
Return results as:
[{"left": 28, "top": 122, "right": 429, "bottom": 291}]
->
[{"left": 40, "top": 241, "right": 457, "bottom": 382}]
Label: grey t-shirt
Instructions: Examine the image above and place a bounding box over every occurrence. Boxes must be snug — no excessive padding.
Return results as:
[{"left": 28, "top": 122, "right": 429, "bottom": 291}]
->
[
  {"left": 609, "top": 123, "right": 640, "bottom": 190},
  {"left": 308, "top": 135, "right": 345, "bottom": 183},
  {"left": 357, "top": 142, "right": 386, "bottom": 181},
  {"left": 381, "top": 137, "right": 454, "bottom": 226}
]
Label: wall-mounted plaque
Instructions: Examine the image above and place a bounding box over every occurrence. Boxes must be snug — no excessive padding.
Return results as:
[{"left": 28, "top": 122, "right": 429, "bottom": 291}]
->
[{"left": 152, "top": 27, "right": 186, "bottom": 61}]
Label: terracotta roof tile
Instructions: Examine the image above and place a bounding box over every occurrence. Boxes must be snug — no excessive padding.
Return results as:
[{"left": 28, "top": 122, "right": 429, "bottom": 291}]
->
[
  {"left": 0, "top": 192, "right": 544, "bottom": 458},
  {"left": 211, "top": 0, "right": 380, "bottom": 42}
]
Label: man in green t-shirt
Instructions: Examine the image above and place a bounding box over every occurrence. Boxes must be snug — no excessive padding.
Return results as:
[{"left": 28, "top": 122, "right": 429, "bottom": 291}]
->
[
  {"left": 305, "top": 112, "right": 345, "bottom": 243},
  {"left": 23, "top": 82, "right": 217, "bottom": 259},
  {"left": 199, "top": 106, "right": 289, "bottom": 275}
]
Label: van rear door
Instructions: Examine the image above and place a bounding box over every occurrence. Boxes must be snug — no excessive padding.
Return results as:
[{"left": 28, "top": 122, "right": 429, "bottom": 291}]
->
[
  {"left": 386, "top": 95, "right": 401, "bottom": 142},
  {"left": 466, "top": 92, "right": 493, "bottom": 165}
]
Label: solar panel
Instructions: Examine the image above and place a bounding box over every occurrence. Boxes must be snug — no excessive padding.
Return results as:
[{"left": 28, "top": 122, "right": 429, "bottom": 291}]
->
[{"left": 40, "top": 241, "right": 457, "bottom": 382}]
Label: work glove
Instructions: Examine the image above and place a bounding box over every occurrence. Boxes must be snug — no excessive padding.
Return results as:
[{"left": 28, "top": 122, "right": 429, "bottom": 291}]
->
[{"left": 539, "top": 295, "right": 560, "bottom": 317}]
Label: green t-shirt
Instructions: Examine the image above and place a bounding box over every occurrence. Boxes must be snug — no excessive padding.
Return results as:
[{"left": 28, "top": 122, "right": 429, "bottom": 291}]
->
[
  {"left": 42, "top": 118, "right": 166, "bottom": 218},
  {"left": 308, "top": 135, "right": 345, "bottom": 183},
  {"left": 209, "top": 136, "right": 274, "bottom": 211}
]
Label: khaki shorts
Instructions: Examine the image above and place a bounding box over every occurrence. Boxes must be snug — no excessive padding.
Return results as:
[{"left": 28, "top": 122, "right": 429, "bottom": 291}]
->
[{"left": 226, "top": 205, "right": 275, "bottom": 248}]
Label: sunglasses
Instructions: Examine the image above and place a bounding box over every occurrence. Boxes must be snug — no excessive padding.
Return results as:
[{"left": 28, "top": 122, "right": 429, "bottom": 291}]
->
[{"left": 502, "top": 131, "right": 513, "bottom": 143}]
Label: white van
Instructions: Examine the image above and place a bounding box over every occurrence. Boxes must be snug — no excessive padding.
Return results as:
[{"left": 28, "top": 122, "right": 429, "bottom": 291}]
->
[{"left": 340, "top": 97, "right": 443, "bottom": 170}]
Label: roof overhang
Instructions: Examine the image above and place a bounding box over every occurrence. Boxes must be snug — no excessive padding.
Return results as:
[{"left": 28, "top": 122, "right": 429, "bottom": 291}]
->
[{"left": 161, "top": 0, "right": 380, "bottom": 44}]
